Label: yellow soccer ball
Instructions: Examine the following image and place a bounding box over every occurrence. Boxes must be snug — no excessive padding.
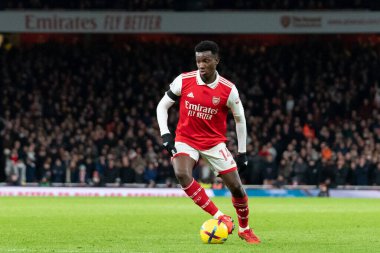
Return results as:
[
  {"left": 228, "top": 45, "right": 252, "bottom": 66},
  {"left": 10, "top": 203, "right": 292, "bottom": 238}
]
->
[{"left": 200, "top": 219, "right": 228, "bottom": 244}]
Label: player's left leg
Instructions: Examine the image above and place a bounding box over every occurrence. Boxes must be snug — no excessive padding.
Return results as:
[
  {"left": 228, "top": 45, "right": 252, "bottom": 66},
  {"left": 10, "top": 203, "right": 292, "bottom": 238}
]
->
[
  {"left": 220, "top": 171, "right": 261, "bottom": 244},
  {"left": 200, "top": 143, "right": 260, "bottom": 244}
]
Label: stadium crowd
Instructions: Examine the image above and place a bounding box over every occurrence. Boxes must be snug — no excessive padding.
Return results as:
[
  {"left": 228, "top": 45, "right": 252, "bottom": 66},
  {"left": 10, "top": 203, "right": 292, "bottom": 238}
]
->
[
  {"left": 1, "top": 0, "right": 380, "bottom": 11},
  {"left": 1, "top": 37, "right": 380, "bottom": 188}
]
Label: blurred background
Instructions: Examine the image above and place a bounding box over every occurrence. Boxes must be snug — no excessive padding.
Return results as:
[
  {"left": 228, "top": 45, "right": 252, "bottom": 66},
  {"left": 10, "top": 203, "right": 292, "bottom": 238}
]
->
[{"left": 1, "top": 0, "right": 380, "bottom": 194}]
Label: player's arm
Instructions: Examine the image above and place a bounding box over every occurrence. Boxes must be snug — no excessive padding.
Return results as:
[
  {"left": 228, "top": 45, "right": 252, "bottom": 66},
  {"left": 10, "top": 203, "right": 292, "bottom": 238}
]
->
[
  {"left": 156, "top": 92, "right": 177, "bottom": 135},
  {"left": 227, "top": 86, "right": 248, "bottom": 171},
  {"left": 156, "top": 75, "right": 181, "bottom": 156}
]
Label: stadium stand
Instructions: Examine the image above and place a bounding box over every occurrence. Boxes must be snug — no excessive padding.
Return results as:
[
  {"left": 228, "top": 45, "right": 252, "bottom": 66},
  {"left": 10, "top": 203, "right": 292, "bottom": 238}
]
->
[
  {"left": 1, "top": 36, "right": 380, "bottom": 188},
  {"left": 1, "top": 0, "right": 380, "bottom": 10}
]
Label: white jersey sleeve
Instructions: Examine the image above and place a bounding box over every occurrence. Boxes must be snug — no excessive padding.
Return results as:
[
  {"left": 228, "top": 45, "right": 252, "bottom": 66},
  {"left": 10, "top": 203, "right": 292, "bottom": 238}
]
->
[
  {"left": 227, "top": 85, "right": 247, "bottom": 153},
  {"left": 169, "top": 75, "right": 182, "bottom": 96},
  {"left": 156, "top": 75, "right": 182, "bottom": 136},
  {"left": 227, "top": 86, "right": 245, "bottom": 121},
  {"left": 156, "top": 94, "right": 175, "bottom": 135}
]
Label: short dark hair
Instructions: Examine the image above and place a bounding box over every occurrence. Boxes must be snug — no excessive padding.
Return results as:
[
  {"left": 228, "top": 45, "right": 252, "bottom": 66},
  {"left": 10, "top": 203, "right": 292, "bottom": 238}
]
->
[{"left": 194, "top": 40, "right": 219, "bottom": 56}]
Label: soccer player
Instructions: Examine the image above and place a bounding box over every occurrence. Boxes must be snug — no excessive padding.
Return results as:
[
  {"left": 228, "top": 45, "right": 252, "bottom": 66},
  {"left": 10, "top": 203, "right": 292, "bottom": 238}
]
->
[{"left": 156, "top": 40, "right": 260, "bottom": 244}]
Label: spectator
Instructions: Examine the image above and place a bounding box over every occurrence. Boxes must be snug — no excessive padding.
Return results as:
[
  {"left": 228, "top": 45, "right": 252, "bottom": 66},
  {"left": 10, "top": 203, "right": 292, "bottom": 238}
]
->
[
  {"left": 335, "top": 159, "right": 349, "bottom": 186},
  {"left": 120, "top": 155, "right": 135, "bottom": 184},
  {"left": 355, "top": 156, "right": 369, "bottom": 185},
  {"left": 51, "top": 159, "right": 66, "bottom": 183},
  {"left": 144, "top": 162, "right": 158, "bottom": 188},
  {"left": 95, "top": 155, "right": 106, "bottom": 182},
  {"left": 374, "top": 163, "right": 380, "bottom": 186},
  {"left": 292, "top": 157, "right": 307, "bottom": 185},
  {"left": 157, "top": 159, "right": 175, "bottom": 186},
  {"left": 306, "top": 159, "right": 321, "bottom": 186},
  {"left": 261, "top": 154, "right": 278, "bottom": 185},
  {"left": 104, "top": 155, "right": 120, "bottom": 184},
  {"left": 25, "top": 154, "right": 37, "bottom": 183}
]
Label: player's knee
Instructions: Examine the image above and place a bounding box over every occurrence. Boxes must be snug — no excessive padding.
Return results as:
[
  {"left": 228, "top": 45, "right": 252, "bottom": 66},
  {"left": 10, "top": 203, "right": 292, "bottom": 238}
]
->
[
  {"left": 174, "top": 170, "right": 192, "bottom": 185},
  {"left": 229, "top": 185, "right": 246, "bottom": 198}
]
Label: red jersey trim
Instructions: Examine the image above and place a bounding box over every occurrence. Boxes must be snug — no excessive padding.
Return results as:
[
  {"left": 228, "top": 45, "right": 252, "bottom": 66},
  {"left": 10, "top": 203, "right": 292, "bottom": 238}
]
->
[
  {"left": 182, "top": 71, "right": 197, "bottom": 79},
  {"left": 219, "top": 77, "right": 234, "bottom": 88},
  {"left": 183, "top": 70, "right": 197, "bottom": 75}
]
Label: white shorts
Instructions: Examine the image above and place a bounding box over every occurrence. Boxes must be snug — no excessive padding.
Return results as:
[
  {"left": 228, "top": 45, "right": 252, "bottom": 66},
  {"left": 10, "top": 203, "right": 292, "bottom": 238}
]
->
[{"left": 173, "top": 142, "right": 237, "bottom": 176}]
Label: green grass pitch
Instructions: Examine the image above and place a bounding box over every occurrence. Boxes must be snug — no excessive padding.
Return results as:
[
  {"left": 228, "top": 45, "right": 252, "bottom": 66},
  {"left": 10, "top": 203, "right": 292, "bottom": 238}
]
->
[{"left": 0, "top": 197, "right": 380, "bottom": 253}]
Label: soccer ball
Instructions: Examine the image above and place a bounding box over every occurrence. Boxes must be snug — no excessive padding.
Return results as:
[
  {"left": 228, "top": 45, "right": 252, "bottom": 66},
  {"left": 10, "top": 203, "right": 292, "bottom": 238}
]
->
[{"left": 199, "top": 219, "right": 228, "bottom": 244}]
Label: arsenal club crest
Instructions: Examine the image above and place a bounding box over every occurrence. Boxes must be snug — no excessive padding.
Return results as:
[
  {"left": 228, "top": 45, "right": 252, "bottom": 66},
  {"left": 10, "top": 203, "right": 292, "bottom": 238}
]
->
[
  {"left": 212, "top": 96, "right": 220, "bottom": 106},
  {"left": 281, "top": 16, "right": 291, "bottom": 28}
]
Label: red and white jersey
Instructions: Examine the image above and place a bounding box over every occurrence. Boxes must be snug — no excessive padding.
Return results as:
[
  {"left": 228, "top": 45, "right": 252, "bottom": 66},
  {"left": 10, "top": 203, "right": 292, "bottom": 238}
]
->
[{"left": 169, "top": 70, "right": 241, "bottom": 150}]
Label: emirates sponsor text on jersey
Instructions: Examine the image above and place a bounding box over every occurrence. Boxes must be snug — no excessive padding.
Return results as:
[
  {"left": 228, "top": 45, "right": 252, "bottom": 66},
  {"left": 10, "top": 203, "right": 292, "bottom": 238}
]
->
[{"left": 185, "top": 100, "right": 218, "bottom": 120}]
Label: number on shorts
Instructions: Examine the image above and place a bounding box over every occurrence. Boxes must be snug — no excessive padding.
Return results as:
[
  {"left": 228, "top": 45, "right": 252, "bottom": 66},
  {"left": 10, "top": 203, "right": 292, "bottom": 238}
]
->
[{"left": 219, "top": 148, "right": 231, "bottom": 161}]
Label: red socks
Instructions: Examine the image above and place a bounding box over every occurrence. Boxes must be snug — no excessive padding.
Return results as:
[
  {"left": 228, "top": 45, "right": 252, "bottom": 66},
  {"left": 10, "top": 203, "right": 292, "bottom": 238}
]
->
[
  {"left": 183, "top": 179, "right": 218, "bottom": 216},
  {"left": 183, "top": 179, "right": 250, "bottom": 228},
  {"left": 232, "top": 195, "right": 249, "bottom": 228}
]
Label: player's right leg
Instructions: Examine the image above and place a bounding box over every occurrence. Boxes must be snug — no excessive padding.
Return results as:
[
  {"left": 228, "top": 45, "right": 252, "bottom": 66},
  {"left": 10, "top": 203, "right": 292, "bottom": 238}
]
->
[{"left": 173, "top": 142, "right": 222, "bottom": 218}]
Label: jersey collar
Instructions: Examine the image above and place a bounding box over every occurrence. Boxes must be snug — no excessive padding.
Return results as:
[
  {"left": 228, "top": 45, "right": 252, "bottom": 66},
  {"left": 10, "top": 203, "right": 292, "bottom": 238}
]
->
[{"left": 196, "top": 70, "right": 220, "bottom": 89}]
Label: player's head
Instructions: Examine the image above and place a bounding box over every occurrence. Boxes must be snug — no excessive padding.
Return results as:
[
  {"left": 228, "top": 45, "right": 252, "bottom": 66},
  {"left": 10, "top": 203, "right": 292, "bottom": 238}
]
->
[{"left": 195, "top": 40, "right": 220, "bottom": 80}]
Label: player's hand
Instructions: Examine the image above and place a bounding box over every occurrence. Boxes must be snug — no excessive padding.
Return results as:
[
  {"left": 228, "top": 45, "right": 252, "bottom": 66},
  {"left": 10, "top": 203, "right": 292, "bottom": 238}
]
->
[
  {"left": 236, "top": 153, "right": 248, "bottom": 172},
  {"left": 161, "top": 133, "right": 177, "bottom": 157}
]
